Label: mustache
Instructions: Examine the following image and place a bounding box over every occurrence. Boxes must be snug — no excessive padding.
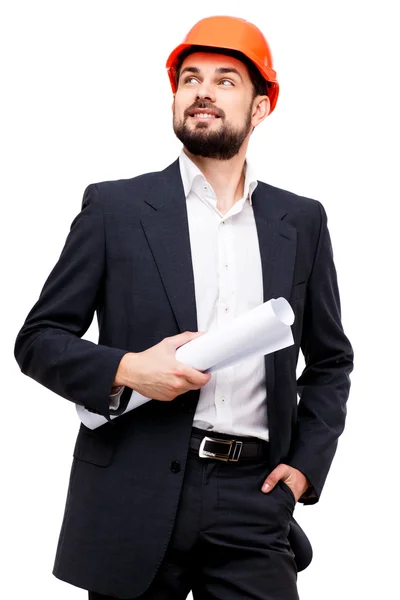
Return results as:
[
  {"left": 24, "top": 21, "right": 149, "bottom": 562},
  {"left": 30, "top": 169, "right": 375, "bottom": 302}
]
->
[{"left": 184, "top": 102, "right": 225, "bottom": 119}]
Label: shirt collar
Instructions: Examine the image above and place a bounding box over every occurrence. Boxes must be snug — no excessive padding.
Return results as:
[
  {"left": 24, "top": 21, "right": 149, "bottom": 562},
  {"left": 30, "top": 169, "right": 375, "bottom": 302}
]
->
[{"left": 179, "top": 149, "right": 258, "bottom": 205}]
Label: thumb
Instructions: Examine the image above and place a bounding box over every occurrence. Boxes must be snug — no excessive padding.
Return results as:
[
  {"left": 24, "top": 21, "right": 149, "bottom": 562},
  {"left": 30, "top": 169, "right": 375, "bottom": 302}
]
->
[
  {"left": 169, "top": 331, "right": 205, "bottom": 350},
  {"left": 261, "top": 464, "right": 289, "bottom": 494}
]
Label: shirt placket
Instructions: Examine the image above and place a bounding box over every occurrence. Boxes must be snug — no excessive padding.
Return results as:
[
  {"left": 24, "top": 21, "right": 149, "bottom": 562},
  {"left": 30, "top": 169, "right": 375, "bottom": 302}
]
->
[{"left": 214, "top": 216, "right": 235, "bottom": 429}]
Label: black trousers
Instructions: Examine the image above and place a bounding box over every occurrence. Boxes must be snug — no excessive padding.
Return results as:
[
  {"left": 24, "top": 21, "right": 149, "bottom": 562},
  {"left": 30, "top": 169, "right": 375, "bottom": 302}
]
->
[{"left": 89, "top": 429, "right": 299, "bottom": 600}]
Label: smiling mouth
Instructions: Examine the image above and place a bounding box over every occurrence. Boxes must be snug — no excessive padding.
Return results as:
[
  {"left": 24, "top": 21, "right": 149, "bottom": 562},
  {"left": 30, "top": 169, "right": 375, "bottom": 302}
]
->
[{"left": 189, "top": 112, "right": 221, "bottom": 120}]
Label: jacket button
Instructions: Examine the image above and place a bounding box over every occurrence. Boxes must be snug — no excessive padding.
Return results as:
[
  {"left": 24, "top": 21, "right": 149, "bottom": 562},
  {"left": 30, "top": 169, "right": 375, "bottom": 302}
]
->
[{"left": 170, "top": 460, "right": 181, "bottom": 473}]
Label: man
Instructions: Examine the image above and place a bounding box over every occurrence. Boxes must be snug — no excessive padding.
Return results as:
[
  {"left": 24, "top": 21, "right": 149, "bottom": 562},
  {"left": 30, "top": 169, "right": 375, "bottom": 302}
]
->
[{"left": 14, "top": 15, "right": 354, "bottom": 600}]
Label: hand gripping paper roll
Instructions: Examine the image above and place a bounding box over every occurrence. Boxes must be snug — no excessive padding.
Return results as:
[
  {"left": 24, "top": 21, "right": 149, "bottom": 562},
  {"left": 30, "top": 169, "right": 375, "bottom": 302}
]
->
[{"left": 76, "top": 298, "right": 294, "bottom": 429}]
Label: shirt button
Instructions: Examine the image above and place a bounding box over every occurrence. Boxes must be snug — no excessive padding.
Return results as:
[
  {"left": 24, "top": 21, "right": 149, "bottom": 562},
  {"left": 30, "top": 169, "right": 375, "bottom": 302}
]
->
[
  {"left": 224, "top": 307, "right": 229, "bottom": 312},
  {"left": 225, "top": 264, "right": 228, "bottom": 268},
  {"left": 170, "top": 460, "right": 181, "bottom": 473},
  {"left": 221, "top": 397, "right": 225, "bottom": 403}
]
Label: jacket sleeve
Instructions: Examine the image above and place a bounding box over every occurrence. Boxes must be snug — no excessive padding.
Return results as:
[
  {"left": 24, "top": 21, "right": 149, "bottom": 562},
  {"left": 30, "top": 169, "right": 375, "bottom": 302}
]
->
[
  {"left": 14, "top": 184, "right": 129, "bottom": 419},
  {"left": 287, "top": 201, "right": 354, "bottom": 504}
]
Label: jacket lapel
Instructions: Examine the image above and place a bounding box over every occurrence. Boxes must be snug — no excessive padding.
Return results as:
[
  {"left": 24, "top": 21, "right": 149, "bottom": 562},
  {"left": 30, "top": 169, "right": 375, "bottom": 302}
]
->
[
  {"left": 140, "top": 160, "right": 198, "bottom": 334},
  {"left": 252, "top": 181, "right": 297, "bottom": 304}
]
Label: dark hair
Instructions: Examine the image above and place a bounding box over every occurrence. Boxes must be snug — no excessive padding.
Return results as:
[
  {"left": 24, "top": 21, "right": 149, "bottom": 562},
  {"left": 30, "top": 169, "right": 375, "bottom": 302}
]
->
[{"left": 174, "top": 45, "right": 271, "bottom": 99}]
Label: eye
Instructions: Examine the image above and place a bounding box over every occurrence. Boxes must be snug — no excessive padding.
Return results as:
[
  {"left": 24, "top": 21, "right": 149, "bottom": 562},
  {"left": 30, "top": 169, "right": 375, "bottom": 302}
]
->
[
  {"left": 183, "top": 76, "right": 199, "bottom": 84},
  {"left": 219, "top": 79, "right": 234, "bottom": 86}
]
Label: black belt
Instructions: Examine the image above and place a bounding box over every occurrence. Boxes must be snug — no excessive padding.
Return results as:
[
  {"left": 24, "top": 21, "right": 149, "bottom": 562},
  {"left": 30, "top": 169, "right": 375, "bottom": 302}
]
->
[{"left": 189, "top": 427, "right": 269, "bottom": 462}]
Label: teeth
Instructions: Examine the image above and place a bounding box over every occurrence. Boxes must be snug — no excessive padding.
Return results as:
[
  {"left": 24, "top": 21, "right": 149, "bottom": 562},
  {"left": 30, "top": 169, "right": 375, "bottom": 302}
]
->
[{"left": 194, "top": 113, "right": 216, "bottom": 118}]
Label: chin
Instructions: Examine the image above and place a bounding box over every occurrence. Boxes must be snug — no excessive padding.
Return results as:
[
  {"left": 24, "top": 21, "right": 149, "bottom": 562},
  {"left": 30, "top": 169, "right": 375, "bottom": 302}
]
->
[{"left": 193, "top": 122, "right": 213, "bottom": 129}]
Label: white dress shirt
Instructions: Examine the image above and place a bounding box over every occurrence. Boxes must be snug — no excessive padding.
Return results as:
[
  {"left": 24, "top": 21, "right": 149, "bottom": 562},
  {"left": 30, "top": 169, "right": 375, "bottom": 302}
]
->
[{"left": 111, "top": 150, "right": 269, "bottom": 442}]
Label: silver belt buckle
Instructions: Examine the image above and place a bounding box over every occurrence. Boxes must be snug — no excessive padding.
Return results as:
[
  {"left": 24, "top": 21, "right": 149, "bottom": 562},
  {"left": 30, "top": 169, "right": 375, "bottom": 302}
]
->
[{"left": 198, "top": 436, "right": 243, "bottom": 462}]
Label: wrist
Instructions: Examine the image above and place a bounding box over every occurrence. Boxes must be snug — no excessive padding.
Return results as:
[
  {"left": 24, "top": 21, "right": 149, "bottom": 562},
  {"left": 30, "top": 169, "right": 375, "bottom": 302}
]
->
[{"left": 113, "top": 352, "right": 138, "bottom": 387}]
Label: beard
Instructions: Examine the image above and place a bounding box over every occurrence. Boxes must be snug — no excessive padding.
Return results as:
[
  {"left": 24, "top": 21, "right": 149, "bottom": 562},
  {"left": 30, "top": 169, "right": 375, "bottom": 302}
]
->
[{"left": 173, "top": 102, "right": 252, "bottom": 160}]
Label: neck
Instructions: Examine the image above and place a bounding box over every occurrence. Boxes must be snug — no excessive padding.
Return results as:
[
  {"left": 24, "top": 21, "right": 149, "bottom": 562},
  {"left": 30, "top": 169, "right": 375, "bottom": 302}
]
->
[{"left": 183, "top": 145, "right": 249, "bottom": 214}]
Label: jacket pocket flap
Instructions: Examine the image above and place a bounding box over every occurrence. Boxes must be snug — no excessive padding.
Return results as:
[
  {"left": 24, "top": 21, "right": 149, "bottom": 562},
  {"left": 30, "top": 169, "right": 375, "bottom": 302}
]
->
[
  {"left": 290, "top": 280, "right": 307, "bottom": 302},
  {"left": 73, "top": 425, "right": 115, "bottom": 467}
]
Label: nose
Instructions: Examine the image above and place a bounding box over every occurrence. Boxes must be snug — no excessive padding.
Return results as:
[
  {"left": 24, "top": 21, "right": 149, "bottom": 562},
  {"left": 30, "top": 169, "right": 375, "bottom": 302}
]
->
[{"left": 195, "top": 79, "right": 216, "bottom": 103}]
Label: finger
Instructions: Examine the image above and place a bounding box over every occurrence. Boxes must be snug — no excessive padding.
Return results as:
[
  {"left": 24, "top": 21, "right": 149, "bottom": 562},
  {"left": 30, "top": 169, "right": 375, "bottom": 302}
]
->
[
  {"left": 168, "top": 331, "right": 205, "bottom": 350},
  {"left": 261, "top": 464, "right": 291, "bottom": 493},
  {"left": 179, "top": 365, "right": 211, "bottom": 387}
]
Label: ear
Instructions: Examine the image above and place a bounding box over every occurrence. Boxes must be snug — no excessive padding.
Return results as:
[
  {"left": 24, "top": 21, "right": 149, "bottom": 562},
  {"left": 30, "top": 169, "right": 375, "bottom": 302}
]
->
[{"left": 251, "top": 95, "right": 270, "bottom": 127}]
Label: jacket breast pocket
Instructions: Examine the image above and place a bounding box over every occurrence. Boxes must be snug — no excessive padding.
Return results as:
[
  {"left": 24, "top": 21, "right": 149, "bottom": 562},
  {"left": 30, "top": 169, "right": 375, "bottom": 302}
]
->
[
  {"left": 73, "top": 424, "right": 116, "bottom": 467},
  {"left": 290, "top": 281, "right": 307, "bottom": 303}
]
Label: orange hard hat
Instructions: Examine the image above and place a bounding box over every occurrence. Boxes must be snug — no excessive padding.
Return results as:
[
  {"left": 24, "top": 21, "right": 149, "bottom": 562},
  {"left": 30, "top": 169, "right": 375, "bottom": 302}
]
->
[{"left": 166, "top": 15, "right": 279, "bottom": 114}]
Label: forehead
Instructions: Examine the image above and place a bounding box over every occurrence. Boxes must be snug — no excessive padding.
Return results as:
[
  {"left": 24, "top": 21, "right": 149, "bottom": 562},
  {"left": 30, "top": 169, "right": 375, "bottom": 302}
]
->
[{"left": 179, "top": 52, "right": 248, "bottom": 77}]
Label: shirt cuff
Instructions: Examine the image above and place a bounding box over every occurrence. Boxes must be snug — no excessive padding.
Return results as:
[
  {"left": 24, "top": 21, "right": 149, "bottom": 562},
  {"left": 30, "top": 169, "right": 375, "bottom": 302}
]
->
[{"left": 109, "top": 386, "right": 125, "bottom": 411}]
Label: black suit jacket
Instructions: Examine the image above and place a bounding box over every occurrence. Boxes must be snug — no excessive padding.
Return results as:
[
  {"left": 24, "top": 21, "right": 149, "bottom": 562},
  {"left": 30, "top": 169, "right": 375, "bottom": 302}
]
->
[{"left": 14, "top": 159, "right": 354, "bottom": 598}]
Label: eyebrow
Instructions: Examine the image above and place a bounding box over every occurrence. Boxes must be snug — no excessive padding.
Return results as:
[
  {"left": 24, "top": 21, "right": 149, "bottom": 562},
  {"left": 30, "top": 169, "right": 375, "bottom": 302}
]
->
[{"left": 180, "top": 66, "right": 243, "bottom": 81}]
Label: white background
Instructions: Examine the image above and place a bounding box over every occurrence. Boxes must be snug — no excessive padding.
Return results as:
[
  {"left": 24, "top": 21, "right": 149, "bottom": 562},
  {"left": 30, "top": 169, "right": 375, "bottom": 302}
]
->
[{"left": 2, "top": 1, "right": 399, "bottom": 598}]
